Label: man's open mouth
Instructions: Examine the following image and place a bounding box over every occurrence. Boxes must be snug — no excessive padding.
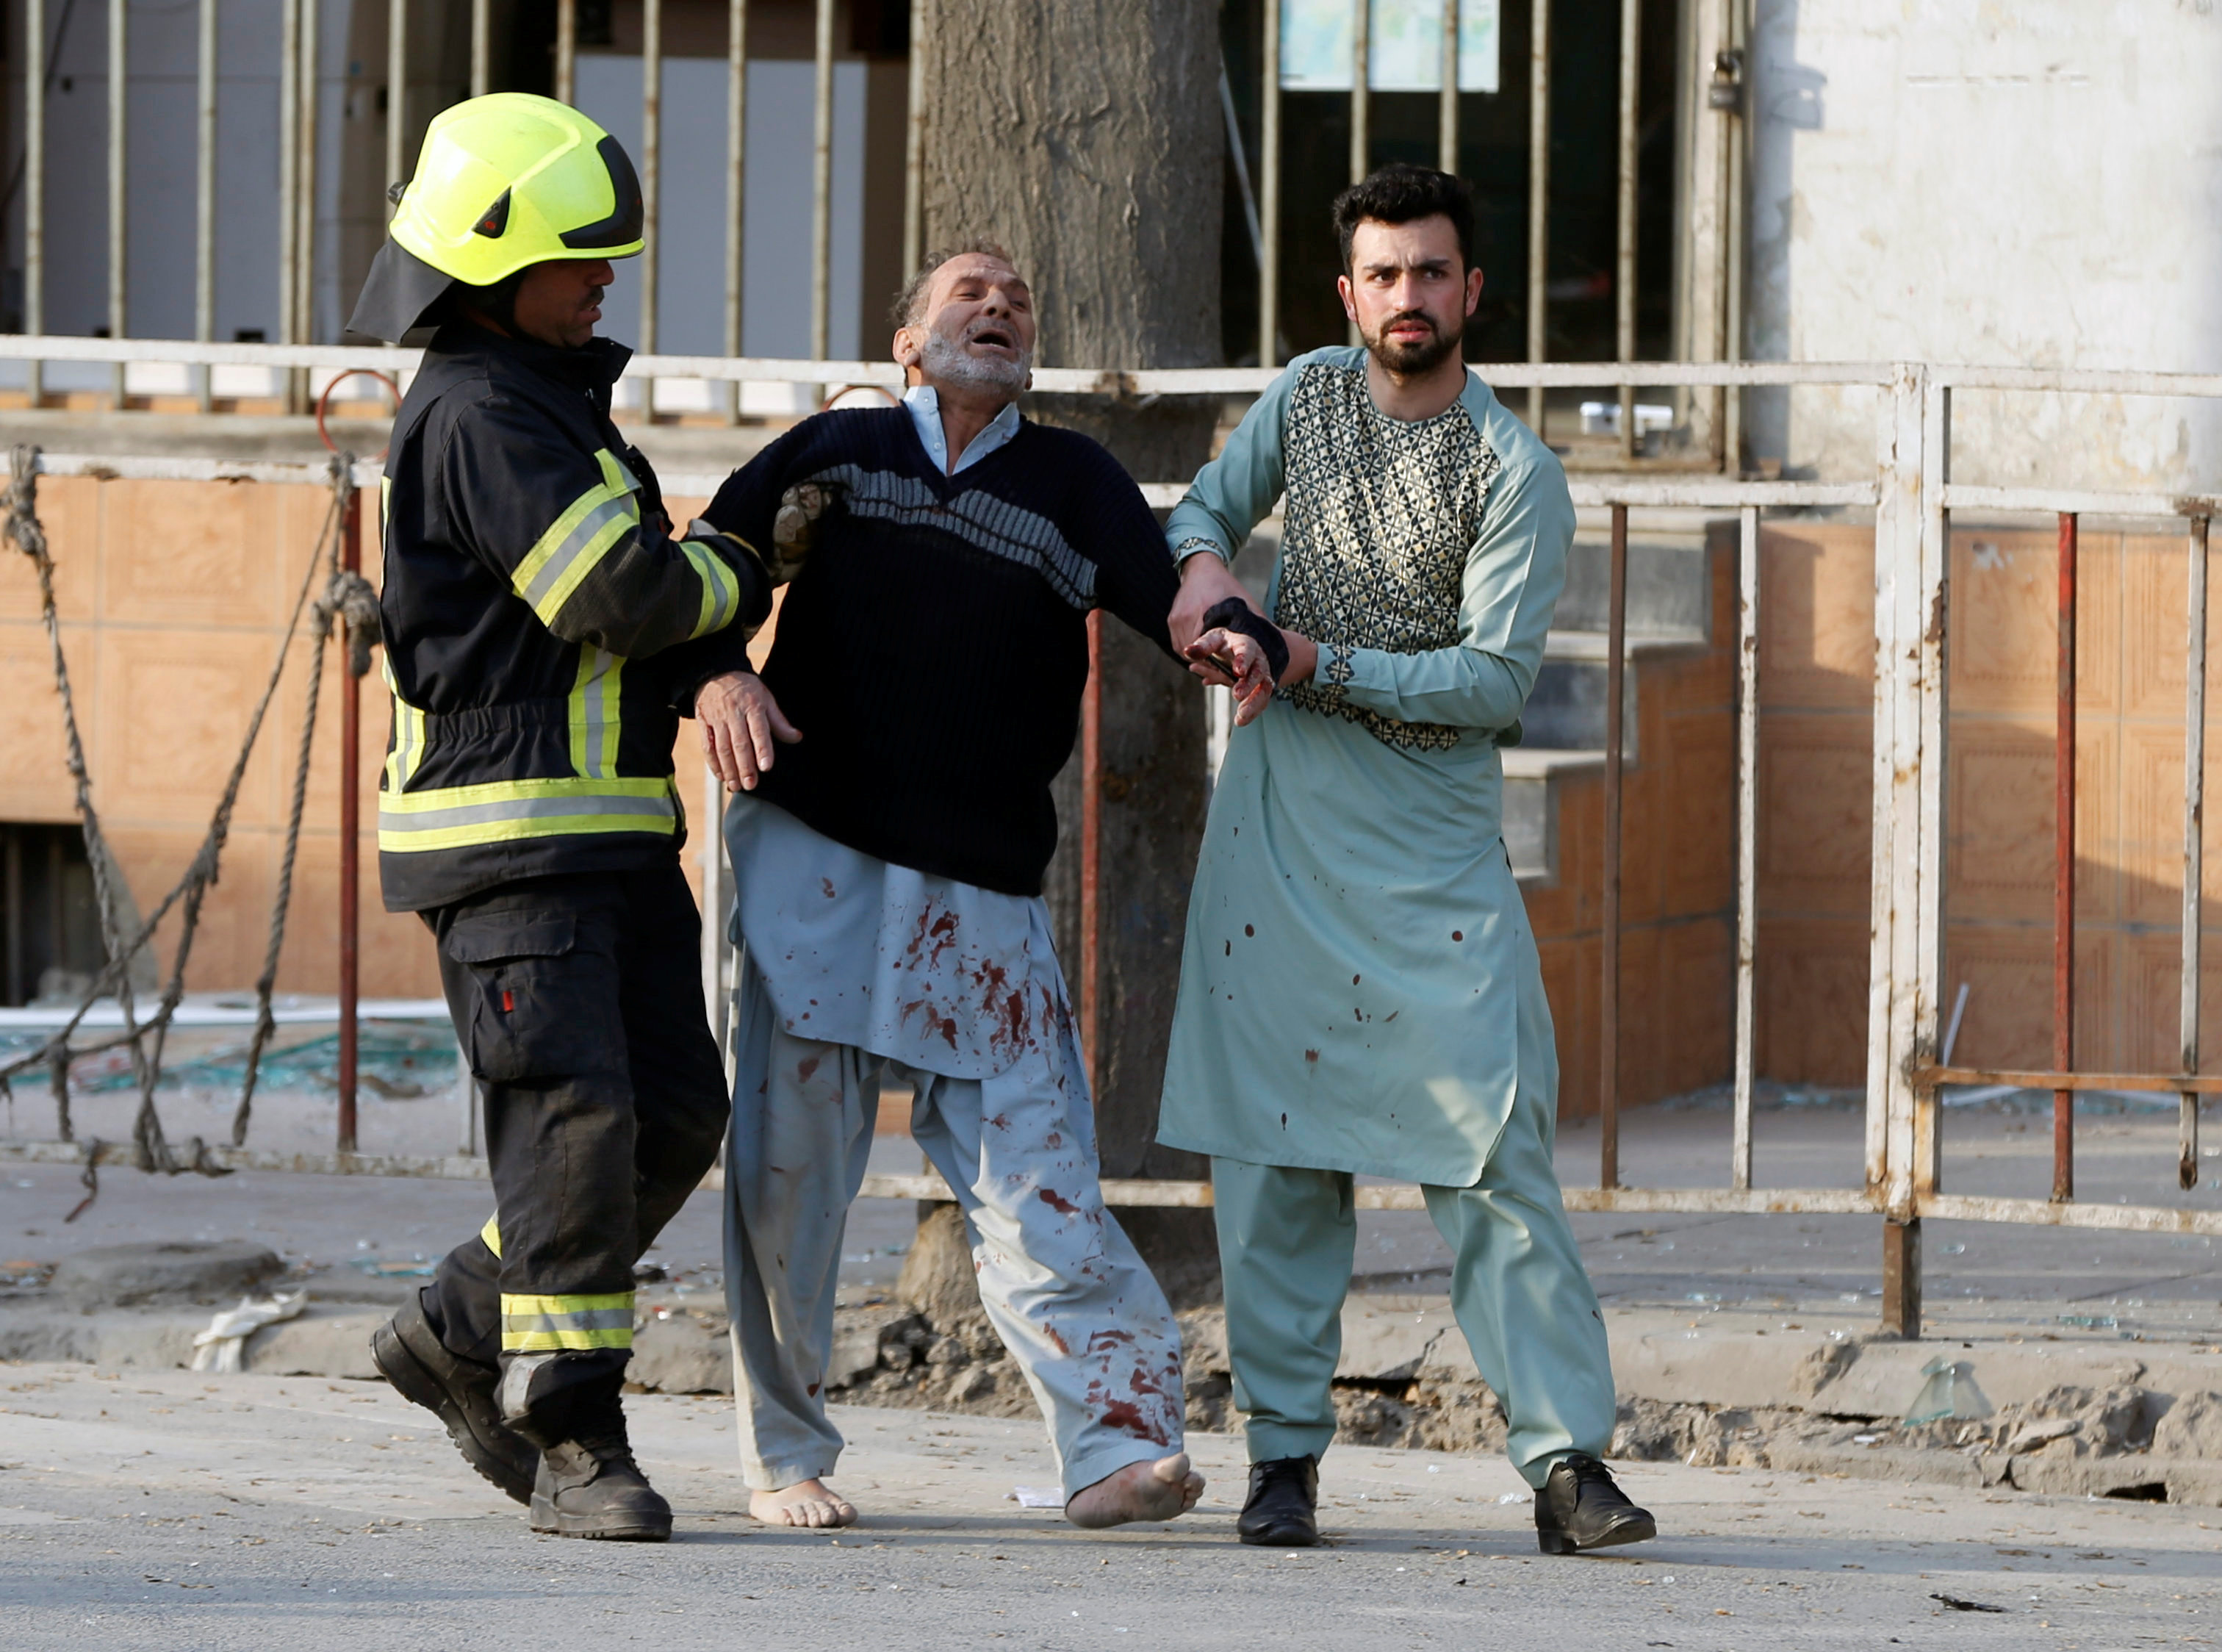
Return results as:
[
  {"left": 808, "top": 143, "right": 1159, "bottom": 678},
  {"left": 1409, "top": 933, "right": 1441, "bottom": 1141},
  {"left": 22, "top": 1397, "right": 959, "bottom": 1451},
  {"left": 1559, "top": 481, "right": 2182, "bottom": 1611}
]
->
[{"left": 969, "top": 326, "right": 1015, "bottom": 351}]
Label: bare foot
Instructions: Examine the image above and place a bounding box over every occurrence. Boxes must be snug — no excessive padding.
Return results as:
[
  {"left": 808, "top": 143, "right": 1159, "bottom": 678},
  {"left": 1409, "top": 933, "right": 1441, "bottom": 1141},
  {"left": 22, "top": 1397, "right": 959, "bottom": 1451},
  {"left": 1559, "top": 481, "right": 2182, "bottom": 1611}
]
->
[
  {"left": 749, "top": 1478, "right": 858, "bottom": 1529},
  {"left": 1064, "top": 1453, "right": 1206, "bottom": 1529}
]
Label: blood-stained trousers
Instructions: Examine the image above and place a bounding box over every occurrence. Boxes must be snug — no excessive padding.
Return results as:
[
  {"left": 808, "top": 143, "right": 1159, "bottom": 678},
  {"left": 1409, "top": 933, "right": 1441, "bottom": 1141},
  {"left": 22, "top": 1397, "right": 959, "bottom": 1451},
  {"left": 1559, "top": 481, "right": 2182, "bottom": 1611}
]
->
[{"left": 721, "top": 952, "right": 1186, "bottom": 1502}]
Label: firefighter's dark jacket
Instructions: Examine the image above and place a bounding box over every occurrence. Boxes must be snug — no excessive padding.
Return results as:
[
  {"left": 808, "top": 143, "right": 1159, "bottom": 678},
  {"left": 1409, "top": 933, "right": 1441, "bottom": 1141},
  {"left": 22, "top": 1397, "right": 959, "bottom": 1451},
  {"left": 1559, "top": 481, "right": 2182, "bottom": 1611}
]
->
[{"left": 376, "top": 323, "right": 771, "bottom": 913}]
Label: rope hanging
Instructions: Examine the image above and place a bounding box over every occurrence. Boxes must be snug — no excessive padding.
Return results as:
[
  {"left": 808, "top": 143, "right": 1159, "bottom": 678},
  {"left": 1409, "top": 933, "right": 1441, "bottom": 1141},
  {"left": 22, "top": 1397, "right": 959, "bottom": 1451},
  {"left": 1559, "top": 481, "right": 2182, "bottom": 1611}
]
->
[{"left": 0, "top": 445, "right": 378, "bottom": 1188}]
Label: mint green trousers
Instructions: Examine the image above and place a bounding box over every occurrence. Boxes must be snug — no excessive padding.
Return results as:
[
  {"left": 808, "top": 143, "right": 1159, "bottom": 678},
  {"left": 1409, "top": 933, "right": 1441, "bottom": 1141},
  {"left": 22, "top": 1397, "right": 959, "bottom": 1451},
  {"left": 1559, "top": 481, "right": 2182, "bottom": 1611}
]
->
[{"left": 1210, "top": 1074, "right": 1617, "bottom": 1487}]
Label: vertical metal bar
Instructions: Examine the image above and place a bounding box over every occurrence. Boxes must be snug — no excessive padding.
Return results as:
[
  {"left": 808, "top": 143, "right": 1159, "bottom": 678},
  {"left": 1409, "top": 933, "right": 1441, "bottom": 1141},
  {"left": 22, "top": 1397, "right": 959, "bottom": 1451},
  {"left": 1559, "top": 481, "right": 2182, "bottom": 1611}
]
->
[
  {"left": 556, "top": 0, "right": 577, "bottom": 105},
  {"left": 1732, "top": 503, "right": 1759, "bottom": 1190},
  {"left": 1080, "top": 611, "right": 1104, "bottom": 1096},
  {"left": 1913, "top": 377, "right": 1952, "bottom": 1206},
  {"left": 1600, "top": 503, "right": 1628, "bottom": 1188},
  {"left": 470, "top": 0, "right": 489, "bottom": 98},
  {"left": 386, "top": 0, "right": 408, "bottom": 216},
  {"left": 1872, "top": 364, "right": 1930, "bottom": 1337},
  {"left": 1525, "top": 0, "right": 1550, "bottom": 433},
  {"left": 2185, "top": 517, "right": 2209, "bottom": 1191},
  {"left": 700, "top": 766, "right": 733, "bottom": 1070},
  {"left": 1614, "top": 0, "right": 1638, "bottom": 460},
  {"left": 1259, "top": 0, "right": 1281, "bottom": 367},
  {"left": 4, "top": 830, "right": 22, "bottom": 1007},
  {"left": 1438, "top": 0, "right": 1459, "bottom": 172},
  {"left": 902, "top": 0, "right": 926, "bottom": 277},
  {"left": 639, "top": 0, "right": 661, "bottom": 412},
  {"left": 1220, "top": 68, "right": 1263, "bottom": 272},
  {"left": 810, "top": 0, "right": 835, "bottom": 363},
  {"left": 1350, "top": 0, "right": 1370, "bottom": 183},
  {"left": 107, "top": 0, "right": 127, "bottom": 402},
  {"left": 337, "top": 486, "right": 362, "bottom": 1156},
  {"left": 2054, "top": 511, "right": 2077, "bottom": 1202},
  {"left": 1347, "top": 0, "right": 1370, "bottom": 351},
  {"left": 278, "top": 0, "right": 298, "bottom": 403},
  {"left": 295, "top": 0, "right": 318, "bottom": 370},
  {"left": 195, "top": 0, "right": 217, "bottom": 412},
  {"left": 724, "top": 0, "right": 747, "bottom": 424},
  {"left": 24, "top": 0, "right": 44, "bottom": 405},
  {"left": 1882, "top": 1216, "right": 1921, "bottom": 1340}
]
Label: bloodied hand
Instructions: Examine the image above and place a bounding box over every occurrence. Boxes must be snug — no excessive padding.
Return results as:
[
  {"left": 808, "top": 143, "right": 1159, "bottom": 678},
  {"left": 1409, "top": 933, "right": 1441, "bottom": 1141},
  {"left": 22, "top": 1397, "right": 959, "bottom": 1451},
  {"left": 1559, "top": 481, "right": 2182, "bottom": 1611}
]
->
[{"left": 1182, "top": 628, "right": 1276, "bottom": 725}]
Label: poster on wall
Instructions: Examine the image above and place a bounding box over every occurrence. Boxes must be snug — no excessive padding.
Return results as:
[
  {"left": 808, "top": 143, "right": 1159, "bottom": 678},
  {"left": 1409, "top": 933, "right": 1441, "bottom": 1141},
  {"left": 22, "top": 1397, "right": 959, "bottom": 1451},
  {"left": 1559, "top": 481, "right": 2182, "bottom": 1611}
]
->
[{"left": 1281, "top": 0, "right": 1501, "bottom": 94}]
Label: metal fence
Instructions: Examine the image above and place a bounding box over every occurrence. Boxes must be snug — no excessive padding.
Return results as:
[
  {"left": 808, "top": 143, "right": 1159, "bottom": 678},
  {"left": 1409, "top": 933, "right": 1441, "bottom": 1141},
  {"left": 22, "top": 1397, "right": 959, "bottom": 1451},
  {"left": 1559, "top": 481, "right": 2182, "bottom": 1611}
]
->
[
  {"left": 13, "top": 0, "right": 1724, "bottom": 450},
  {"left": 4, "top": 339, "right": 2221, "bottom": 1338}
]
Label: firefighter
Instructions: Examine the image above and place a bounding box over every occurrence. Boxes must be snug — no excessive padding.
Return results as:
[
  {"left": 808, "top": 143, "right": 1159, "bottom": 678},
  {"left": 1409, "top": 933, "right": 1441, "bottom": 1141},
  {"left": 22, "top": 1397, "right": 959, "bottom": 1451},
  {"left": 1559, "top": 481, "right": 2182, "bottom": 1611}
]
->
[{"left": 346, "top": 93, "right": 773, "bottom": 1543}]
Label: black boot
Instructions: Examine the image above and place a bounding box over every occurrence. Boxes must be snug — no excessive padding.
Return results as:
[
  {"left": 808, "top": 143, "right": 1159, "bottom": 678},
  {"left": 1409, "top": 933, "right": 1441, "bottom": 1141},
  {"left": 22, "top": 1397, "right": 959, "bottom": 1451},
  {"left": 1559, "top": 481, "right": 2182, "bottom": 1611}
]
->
[
  {"left": 1237, "top": 1455, "right": 1320, "bottom": 1547},
  {"left": 528, "top": 1395, "right": 673, "bottom": 1543},
  {"left": 370, "top": 1290, "right": 538, "bottom": 1505},
  {"left": 1534, "top": 1454, "right": 1656, "bottom": 1554}
]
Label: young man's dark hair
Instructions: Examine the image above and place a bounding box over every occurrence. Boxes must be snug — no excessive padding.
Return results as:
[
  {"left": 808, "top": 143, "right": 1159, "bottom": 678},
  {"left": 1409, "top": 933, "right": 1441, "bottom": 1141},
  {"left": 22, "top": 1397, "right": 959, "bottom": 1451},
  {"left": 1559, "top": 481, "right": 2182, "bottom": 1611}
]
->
[{"left": 1331, "top": 164, "right": 1478, "bottom": 273}]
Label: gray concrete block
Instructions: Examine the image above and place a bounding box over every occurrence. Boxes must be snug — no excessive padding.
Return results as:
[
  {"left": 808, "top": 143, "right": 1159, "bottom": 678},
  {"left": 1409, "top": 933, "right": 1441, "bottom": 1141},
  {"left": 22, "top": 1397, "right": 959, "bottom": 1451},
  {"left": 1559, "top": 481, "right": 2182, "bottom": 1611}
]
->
[
  {"left": 628, "top": 1316, "right": 734, "bottom": 1396},
  {"left": 50, "top": 1241, "right": 284, "bottom": 1309}
]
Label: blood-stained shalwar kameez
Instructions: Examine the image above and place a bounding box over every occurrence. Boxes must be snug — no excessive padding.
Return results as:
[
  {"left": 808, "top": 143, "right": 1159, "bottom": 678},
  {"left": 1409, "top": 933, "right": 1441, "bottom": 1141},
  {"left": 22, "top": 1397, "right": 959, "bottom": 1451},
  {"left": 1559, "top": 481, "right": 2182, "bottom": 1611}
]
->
[{"left": 1158, "top": 345, "right": 1618, "bottom": 1486}]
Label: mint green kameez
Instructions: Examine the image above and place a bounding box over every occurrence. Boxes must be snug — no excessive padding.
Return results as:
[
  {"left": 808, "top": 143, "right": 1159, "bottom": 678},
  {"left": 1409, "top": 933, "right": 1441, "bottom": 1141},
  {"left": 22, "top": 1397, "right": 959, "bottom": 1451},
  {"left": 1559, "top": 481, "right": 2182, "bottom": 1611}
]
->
[{"left": 1158, "top": 347, "right": 1617, "bottom": 1482}]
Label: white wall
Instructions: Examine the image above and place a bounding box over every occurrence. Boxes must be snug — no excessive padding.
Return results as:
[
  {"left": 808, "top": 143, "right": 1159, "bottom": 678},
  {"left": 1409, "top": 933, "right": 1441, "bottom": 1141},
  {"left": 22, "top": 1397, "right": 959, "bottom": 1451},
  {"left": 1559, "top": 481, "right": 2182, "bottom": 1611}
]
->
[{"left": 1744, "top": 1, "right": 2222, "bottom": 489}]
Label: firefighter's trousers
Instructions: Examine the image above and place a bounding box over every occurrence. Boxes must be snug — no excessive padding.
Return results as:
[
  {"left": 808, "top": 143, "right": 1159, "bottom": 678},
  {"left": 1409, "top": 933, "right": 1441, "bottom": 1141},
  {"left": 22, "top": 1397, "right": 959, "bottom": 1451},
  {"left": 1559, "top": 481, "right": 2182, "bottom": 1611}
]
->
[{"left": 419, "top": 865, "right": 728, "bottom": 1426}]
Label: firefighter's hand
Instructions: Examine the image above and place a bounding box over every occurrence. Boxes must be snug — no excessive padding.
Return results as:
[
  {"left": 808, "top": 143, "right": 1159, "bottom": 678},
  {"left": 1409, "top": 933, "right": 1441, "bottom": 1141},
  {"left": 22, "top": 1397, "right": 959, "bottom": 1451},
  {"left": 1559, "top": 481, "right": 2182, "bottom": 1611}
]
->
[
  {"left": 697, "top": 671, "right": 801, "bottom": 792},
  {"left": 1182, "top": 628, "right": 1276, "bottom": 727}
]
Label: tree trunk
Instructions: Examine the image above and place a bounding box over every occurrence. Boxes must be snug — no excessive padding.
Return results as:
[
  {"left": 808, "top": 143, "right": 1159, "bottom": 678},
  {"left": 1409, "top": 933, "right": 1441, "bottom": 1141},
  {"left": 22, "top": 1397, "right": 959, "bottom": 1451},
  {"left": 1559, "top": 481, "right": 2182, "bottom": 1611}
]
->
[{"left": 909, "top": 0, "right": 1226, "bottom": 1307}]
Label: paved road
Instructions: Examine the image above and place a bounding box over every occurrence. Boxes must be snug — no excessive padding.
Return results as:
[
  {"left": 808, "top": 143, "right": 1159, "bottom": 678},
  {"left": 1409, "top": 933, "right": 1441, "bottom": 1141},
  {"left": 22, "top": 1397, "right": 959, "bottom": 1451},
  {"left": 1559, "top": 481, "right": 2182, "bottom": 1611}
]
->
[{"left": 0, "top": 1362, "right": 2214, "bottom": 1650}]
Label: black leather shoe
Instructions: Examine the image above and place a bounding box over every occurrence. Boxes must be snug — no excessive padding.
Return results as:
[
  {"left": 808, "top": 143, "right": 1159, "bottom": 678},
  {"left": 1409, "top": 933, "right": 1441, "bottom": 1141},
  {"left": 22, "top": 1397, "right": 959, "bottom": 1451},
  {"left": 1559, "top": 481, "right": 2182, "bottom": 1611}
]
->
[
  {"left": 529, "top": 1401, "right": 673, "bottom": 1542},
  {"left": 1237, "top": 1455, "right": 1320, "bottom": 1547},
  {"left": 1534, "top": 1454, "right": 1657, "bottom": 1554},
  {"left": 370, "top": 1291, "right": 538, "bottom": 1505}
]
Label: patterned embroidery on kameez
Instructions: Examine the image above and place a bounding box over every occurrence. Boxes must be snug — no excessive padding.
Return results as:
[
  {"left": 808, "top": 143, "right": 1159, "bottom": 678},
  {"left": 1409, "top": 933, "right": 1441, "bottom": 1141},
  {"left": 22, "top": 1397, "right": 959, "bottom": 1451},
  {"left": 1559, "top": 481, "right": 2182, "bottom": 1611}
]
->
[{"left": 1272, "top": 362, "right": 1501, "bottom": 752}]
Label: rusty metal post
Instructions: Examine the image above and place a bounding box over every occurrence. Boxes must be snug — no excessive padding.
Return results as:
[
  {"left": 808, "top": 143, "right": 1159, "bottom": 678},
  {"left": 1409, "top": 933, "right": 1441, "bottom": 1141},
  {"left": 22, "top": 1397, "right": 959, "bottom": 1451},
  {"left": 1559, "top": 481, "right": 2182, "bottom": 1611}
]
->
[
  {"left": 1882, "top": 1215, "right": 1921, "bottom": 1339},
  {"left": 387, "top": 0, "right": 409, "bottom": 218},
  {"left": 2054, "top": 511, "right": 2077, "bottom": 1202},
  {"left": 1080, "top": 610, "right": 1104, "bottom": 1098},
  {"left": 1872, "top": 364, "right": 1935, "bottom": 1337},
  {"left": 337, "top": 485, "right": 362, "bottom": 1155},
  {"left": 903, "top": 0, "right": 927, "bottom": 279},
  {"left": 1731, "top": 504, "right": 1758, "bottom": 1189},
  {"left": 1600, "top": 503, "right": 1628, "bottom": 1188},
  {"left": 25, "top": 0, "right": 45, "bottom": 406},
  {"left": 810, "top": 0, "right": 835, "bottom": 363},
  {"left": 2185, "top": 516, "right": 2209, "bottom": 1190}
]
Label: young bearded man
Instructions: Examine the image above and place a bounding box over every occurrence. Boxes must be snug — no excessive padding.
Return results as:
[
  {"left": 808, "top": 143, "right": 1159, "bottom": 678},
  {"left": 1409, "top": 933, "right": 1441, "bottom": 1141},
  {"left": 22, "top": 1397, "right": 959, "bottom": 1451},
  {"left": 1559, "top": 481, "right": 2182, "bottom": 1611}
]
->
[
  {"left": 1158, "top": 165, "right": 1657, "bottom": 1556},
  {"left": 691, "top": 240, "right": 1280, "bottom": 1532}
]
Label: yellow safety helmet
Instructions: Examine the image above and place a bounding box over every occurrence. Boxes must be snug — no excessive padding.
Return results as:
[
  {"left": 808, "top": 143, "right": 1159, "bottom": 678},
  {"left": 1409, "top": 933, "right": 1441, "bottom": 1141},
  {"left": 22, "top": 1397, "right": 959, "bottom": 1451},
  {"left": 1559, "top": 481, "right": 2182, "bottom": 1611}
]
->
[{"left": 346, "top": 93, "right": 643, "bottom": 345}]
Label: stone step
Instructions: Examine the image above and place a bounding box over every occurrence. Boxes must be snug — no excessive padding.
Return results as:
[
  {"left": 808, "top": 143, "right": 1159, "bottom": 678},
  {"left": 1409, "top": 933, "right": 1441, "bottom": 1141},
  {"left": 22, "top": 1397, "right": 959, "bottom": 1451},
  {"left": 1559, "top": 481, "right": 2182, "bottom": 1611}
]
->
[{"left": 1501, "top": 748, "right": 1603, "bottom": 885}]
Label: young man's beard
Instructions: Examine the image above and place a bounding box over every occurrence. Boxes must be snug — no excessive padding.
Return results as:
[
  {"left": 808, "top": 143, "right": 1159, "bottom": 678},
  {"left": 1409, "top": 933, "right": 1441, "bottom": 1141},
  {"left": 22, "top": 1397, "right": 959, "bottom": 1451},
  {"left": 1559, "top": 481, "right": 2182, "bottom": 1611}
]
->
[
  {"left": 1365, "top": 309, "right": 1464, "bottom": 377},
  {"left": 922, "top": 326, "right": 1031, "bottom": 395}
]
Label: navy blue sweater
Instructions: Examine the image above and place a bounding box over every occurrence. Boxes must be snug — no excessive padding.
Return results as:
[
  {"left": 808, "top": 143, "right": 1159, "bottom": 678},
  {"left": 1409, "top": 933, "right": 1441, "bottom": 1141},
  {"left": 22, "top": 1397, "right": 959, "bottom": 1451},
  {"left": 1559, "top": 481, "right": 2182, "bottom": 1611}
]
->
[{"left": 704, "top": 406, "right": 1180, "bottom": 897}]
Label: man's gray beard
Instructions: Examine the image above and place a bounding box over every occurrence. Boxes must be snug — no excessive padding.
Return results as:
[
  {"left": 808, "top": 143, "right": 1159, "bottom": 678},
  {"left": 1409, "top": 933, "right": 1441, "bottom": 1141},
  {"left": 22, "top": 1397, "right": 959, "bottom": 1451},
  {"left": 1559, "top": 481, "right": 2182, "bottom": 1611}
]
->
[{"left": 922, "top": 328, "right": 1030, "bottom": 397}]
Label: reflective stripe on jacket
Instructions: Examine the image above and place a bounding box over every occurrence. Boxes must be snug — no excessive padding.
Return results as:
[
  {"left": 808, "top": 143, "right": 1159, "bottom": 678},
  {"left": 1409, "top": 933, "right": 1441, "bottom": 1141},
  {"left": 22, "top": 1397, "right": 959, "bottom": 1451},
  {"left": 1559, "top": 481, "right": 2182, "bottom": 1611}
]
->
[{"left": 376, "top": 324, "right": 770, "bottom": 913}]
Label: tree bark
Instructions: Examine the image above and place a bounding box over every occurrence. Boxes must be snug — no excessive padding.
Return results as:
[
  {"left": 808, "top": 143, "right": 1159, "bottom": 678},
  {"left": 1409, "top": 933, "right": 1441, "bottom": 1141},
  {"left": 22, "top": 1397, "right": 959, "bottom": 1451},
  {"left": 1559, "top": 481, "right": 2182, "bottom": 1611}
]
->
[{"left": 908, "top": 0, "right": 1226, "bottom": 1307}]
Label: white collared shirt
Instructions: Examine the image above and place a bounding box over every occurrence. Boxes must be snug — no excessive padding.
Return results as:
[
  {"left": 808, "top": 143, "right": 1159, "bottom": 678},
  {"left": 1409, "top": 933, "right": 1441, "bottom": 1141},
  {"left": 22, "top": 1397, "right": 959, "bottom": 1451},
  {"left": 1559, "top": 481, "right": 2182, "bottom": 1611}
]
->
[{"left": 902, "top": 384, "right": 1021, "bottom": 475}]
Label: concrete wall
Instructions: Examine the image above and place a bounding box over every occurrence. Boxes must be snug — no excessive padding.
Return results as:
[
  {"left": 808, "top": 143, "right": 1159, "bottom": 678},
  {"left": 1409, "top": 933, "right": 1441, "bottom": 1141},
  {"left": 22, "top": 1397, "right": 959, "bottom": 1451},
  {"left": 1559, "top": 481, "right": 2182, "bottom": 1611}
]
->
[{"left": 1744, "top": 1, "right": 2222, "bottom": 486}]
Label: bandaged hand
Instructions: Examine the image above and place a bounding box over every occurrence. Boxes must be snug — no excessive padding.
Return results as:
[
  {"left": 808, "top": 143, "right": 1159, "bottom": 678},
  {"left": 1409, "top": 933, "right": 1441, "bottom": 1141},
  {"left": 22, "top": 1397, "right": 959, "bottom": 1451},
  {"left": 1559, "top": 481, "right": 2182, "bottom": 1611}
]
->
[{"left": 769, "top": 481, "right": 842, "bottom": 582}]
